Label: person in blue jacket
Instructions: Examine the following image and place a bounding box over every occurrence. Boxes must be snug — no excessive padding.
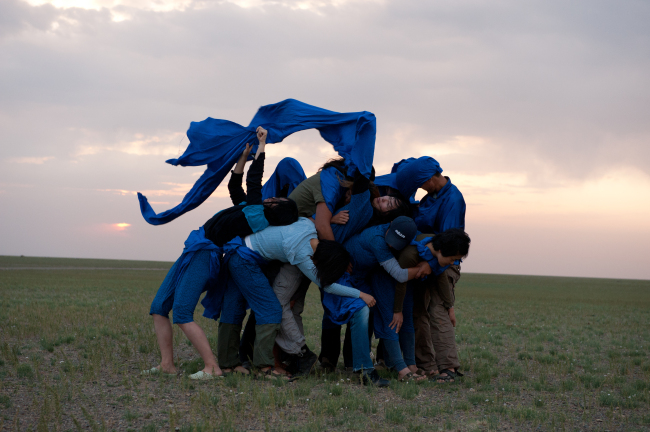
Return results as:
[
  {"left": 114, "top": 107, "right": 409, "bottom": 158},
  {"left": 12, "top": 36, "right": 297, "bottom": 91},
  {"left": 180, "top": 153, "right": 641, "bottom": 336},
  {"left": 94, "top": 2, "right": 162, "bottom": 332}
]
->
[
  {"left": 342, "top": 216, "right": 432, "bottom": 381},
  {"left": 388, "top": 156, "right": 467, "bottom": 382}
]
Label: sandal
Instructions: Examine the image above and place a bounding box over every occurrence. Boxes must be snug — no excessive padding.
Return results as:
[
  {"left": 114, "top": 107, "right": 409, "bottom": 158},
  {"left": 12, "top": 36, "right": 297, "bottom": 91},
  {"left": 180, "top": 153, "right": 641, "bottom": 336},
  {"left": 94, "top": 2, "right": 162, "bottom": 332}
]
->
[
  {"left": 222, "top": 366, "right": 250, "bottom": 376},
  {"left": 430, "top": 368, "right": 462, "bottom": 383},
  {"left": 259, "top": 367, "right": 290, "bottom": 380},
  {"left": 399, "top": 371, "right": 426, "bottom": 382}
]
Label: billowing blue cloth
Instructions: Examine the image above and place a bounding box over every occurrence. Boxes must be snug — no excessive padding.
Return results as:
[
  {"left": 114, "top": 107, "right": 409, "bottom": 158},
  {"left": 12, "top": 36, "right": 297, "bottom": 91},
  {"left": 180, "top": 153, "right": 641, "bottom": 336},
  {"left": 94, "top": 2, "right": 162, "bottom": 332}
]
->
[
  {"left": 201, "top": 236, "right": 267, "bottom": 320},
  {"left": 413, "top": 180, "right": 465, "bottom": 234},
  {"left": 261, "top": 157, "right": 306, "bottom": 200},
  {"left": 321, "top": 273, "right": 368, "bottom": 326},
  {"left": 374, "top": 157, "right": 442, "bottom": 202},
  {"left": 139, "top": 99, "right": 376, "bottom": 225}
]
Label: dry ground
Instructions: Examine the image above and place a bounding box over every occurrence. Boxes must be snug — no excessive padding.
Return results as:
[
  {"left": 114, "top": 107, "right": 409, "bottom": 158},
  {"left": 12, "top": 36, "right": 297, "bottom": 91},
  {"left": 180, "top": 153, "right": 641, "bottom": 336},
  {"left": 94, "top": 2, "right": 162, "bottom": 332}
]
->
[{"left": 1, "top": 255, "right": 649, "bottom": 431}]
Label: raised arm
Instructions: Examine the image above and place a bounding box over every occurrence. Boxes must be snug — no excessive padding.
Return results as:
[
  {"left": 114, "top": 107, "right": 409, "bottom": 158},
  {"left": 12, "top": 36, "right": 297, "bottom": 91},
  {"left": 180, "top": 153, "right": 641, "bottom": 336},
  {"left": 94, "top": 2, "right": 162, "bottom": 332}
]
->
[
  {"left": 243, "top": 127, "right": 268, "bottom": 205},
  {"left": 228, "top": 143, "right": 253, "bottom": 206}
]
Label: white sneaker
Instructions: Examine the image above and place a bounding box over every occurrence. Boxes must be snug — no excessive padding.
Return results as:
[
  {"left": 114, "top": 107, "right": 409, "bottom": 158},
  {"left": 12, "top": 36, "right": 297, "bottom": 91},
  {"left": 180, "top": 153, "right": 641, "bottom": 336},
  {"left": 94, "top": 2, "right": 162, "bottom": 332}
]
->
[{"left": 189, "top": 370, "right": 218, "bottom": 380}]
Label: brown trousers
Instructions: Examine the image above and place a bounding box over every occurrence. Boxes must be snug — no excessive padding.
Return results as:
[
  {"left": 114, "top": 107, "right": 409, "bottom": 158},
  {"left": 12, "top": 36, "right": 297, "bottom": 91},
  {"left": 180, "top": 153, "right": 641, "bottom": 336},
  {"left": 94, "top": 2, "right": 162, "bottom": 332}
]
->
[
  {"left": 397, "top": 234, "right": 461, "bottom": 372},
  {"left": 412, "top": 265, "right": 461, "bottom": 371}
]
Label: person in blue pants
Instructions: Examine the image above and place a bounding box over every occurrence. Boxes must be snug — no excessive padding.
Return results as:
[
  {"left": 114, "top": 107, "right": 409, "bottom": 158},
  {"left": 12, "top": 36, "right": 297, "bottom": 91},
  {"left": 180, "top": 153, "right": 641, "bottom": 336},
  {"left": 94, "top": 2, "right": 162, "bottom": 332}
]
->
[
  {"left": 145, "top": 127, "right": 299, "bottom": 380},
  {"left": 216, "top": 217, "right": 372, "bottom": 379},
  {"left": 341, "top": 216, "right": 431, "bottom": 381}
]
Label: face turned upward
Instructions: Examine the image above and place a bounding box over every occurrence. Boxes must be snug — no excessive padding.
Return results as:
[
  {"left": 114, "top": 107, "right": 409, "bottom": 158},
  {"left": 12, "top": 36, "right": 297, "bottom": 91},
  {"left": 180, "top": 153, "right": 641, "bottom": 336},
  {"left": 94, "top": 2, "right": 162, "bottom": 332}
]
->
[
  {"left": 263, "top": 197, "right": 289, "bottom": 207},
  {"left": 372, "top": 196, "right": 400, "bottom": 213}
]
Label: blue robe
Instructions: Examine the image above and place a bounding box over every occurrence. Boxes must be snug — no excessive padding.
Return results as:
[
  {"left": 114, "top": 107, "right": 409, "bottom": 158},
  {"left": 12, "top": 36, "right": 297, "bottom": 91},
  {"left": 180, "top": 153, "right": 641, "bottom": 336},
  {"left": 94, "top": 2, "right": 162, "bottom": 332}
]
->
[{"left": 138, "top": 99, "right": 376, "bottom": 225}]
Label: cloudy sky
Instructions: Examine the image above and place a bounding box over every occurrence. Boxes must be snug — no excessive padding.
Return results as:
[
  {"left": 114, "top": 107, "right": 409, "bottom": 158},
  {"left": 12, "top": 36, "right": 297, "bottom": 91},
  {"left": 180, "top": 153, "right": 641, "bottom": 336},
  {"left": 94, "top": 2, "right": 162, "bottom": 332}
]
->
[{"left": 2, "top": 0, "right": 649, "bottom": 279}]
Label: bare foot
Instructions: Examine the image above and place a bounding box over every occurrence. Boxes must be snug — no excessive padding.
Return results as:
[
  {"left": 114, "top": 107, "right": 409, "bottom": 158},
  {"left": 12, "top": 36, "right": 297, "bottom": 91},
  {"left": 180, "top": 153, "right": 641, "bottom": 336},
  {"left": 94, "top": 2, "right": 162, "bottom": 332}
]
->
[
  {"left": 158, "top": 364, "right": 177, "bottom": 374},
  {"left": 222, "top": 366, "right": 250, "bottom": 375}
]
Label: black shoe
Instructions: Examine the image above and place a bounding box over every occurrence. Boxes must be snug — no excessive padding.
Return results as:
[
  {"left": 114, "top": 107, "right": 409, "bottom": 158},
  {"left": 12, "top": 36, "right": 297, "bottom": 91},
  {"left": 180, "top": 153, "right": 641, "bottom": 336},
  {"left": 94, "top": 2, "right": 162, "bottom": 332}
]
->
[
  {"left": 291, "top": 350, "right": 318, "bottom": 381},
  {"left": 319, "top": 357, "right": 336, "bottom": 374},
  {"left": 361, "top": 369, "right": 390, "bottom": 387}
]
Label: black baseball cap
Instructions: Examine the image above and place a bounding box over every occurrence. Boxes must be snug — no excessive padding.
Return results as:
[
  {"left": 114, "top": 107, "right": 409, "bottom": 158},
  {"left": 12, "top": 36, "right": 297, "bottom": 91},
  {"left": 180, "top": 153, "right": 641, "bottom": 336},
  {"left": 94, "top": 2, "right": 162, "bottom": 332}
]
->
[{"left": 385, "top": 216, "right": 417, "bottom": 250}]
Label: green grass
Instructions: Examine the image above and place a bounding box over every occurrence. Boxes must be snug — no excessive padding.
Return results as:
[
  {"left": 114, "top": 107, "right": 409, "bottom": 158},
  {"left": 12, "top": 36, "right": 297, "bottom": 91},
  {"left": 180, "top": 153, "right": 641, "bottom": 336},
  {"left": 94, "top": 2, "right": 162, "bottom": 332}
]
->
[{"left": 1, "top": 255, "right": 649, "bottom": 431}]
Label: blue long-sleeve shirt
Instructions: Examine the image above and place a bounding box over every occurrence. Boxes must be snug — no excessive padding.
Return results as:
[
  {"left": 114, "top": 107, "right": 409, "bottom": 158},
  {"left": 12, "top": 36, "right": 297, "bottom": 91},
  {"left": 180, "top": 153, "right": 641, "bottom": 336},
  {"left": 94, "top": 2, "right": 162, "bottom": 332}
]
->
[
  {"left": 246, "top": 218, "right": 360, "bottom": 298},
  {"left": 413, "top": 178, "right": 465, "bottom": 234}
]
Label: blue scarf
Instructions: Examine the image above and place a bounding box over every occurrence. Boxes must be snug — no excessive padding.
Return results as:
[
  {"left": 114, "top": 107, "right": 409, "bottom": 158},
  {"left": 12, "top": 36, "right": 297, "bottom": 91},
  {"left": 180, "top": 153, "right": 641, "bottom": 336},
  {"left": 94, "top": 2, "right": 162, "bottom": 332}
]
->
[{"left": 139, "top": 99, "right": 376, "bottom": 225}]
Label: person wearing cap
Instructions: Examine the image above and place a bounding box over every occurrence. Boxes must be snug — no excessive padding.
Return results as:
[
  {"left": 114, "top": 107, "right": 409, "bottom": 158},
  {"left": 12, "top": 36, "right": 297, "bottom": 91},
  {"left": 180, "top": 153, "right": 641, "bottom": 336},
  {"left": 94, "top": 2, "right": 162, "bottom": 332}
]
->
[
  {"left": 332, "top": 216, "right": 431, "bottom": 382},
  {"left": 384, "top": 156, "right": 466, "bottom": 382}
]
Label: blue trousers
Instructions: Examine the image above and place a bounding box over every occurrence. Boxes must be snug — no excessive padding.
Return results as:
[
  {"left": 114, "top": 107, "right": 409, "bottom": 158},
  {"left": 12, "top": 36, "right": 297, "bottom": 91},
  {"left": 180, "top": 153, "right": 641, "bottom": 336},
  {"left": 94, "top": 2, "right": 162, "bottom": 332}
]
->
[
  {"left": 149, "top": 250, "right": 211, "bottom": 324},
  {"left": 349, "top": 306, "right": 374, "bottom": 372},
  {"left": 383, "top": 332, "right": 416, "bottom": 371},
  {"left": 371, "top": 270, "right": 415, "bottom": 340},
  {"left": 221, "top": 253, "right": 282, "bottom": 325}
]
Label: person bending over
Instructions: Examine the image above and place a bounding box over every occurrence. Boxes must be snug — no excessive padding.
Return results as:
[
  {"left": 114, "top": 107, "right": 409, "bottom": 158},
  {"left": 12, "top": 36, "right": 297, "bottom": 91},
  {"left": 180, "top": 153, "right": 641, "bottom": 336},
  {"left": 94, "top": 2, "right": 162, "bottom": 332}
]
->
[
  {"left": 145, "top": 127, "right": 298, "bottom": 380},
  {"left": 216, "top": 217, "right": 373, "bottom": 378},
  {"left": 396, "top": 228, "right": 470, "bottom": 382}
]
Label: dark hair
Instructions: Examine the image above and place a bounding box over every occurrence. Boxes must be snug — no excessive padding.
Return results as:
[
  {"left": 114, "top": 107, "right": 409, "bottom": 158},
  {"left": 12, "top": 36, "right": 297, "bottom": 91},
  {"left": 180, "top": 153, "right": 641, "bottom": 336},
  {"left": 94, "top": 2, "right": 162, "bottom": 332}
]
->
[
  {"left": 367, "top": 193, "right": 413, "bottom": 226},
  {"left": 430, "top": 228, "right": 471, "bottom": 258},
  {"left": 319, "top": 158, "right": 346, "bottom": 172},
  {"left": 263, "top": 199, "right": 299, "bottom": 226},
  {"left": 312, "top": 240, "right": 350, "bottom": 287}
]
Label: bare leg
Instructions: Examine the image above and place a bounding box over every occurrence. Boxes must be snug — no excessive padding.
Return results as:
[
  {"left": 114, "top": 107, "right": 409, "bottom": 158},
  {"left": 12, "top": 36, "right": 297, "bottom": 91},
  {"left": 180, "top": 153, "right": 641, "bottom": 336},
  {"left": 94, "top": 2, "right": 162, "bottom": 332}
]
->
[
  {"left": 153, "top": 314, "right": 177, "bottom": 373},
  {"left": 177, "top": 322, "right": 222, "bottom": 376}
]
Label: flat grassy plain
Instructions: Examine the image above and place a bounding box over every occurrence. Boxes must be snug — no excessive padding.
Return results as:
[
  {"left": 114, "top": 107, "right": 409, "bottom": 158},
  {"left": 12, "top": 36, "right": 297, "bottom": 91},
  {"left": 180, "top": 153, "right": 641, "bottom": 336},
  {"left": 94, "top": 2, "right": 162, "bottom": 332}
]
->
[{"left": 1, "top": 255, "right": 649, "bottom": 431}]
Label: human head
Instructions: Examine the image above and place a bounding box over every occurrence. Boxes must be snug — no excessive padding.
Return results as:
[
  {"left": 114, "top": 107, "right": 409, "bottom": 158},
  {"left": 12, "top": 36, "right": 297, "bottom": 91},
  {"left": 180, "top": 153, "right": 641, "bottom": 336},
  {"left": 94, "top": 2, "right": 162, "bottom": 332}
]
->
[
  {"left": 395, "top": 156, "right": 443, "bottom": 198},
  {"left": 262, "top": 198, "right": 299, "bottom": 226},
  {"left": 421, "top": 171, "right": 447, "bottom": 194},
  {"left": 385, "top": 216, "right": 418, "bottom": 250},
  {"left": 430, "top": 228, "right": 471, "bottom": 264},
  {"left": 312, "top": 239, "right": 351, "bottom": 287},
  {"left": 371, "top": 194, "right": 412, "bottom": 223}
]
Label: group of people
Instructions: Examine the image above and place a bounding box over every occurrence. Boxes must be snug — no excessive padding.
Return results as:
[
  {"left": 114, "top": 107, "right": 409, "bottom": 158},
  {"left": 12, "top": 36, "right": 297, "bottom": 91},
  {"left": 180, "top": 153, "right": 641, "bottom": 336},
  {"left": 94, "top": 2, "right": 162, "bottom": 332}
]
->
[{"left": 142, "top": 107, "right": 470, "bottom": 387}]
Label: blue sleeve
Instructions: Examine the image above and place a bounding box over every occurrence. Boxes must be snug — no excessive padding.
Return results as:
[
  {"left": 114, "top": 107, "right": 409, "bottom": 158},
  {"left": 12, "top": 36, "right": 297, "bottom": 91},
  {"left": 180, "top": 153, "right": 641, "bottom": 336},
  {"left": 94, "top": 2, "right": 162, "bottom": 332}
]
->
[
  {"left": 439, "top": 196, "right": 466, "bottom": 232},
  {"left": 370, "top": 235, "right": 394, "bottom": 263},
  {"left": 320, "top": 167, "right": 346, "bottom": 214}
]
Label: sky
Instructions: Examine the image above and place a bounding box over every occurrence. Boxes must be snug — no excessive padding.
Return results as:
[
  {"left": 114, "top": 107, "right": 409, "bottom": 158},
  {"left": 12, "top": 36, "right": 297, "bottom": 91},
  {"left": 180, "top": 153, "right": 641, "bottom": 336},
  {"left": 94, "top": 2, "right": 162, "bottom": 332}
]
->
[{"left": 1, "top": 0, "right": 649, "bottom": 279}]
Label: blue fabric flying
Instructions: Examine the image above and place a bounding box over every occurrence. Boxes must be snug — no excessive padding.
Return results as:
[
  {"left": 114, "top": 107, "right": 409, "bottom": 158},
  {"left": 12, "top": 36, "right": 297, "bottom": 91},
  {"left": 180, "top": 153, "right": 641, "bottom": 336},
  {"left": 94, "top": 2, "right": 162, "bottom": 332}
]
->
[
  {"left": 139, "top": 99, "right": 376, "bottom": 225},
  {"left": 201, "top": 236, "right": 267, "bottom": 320},
  {"left": 261, "top": 157, "right": 306, "bottom": 200},
  {"left": 374, "top": 157, "right": 443, "bottom": 202}
]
